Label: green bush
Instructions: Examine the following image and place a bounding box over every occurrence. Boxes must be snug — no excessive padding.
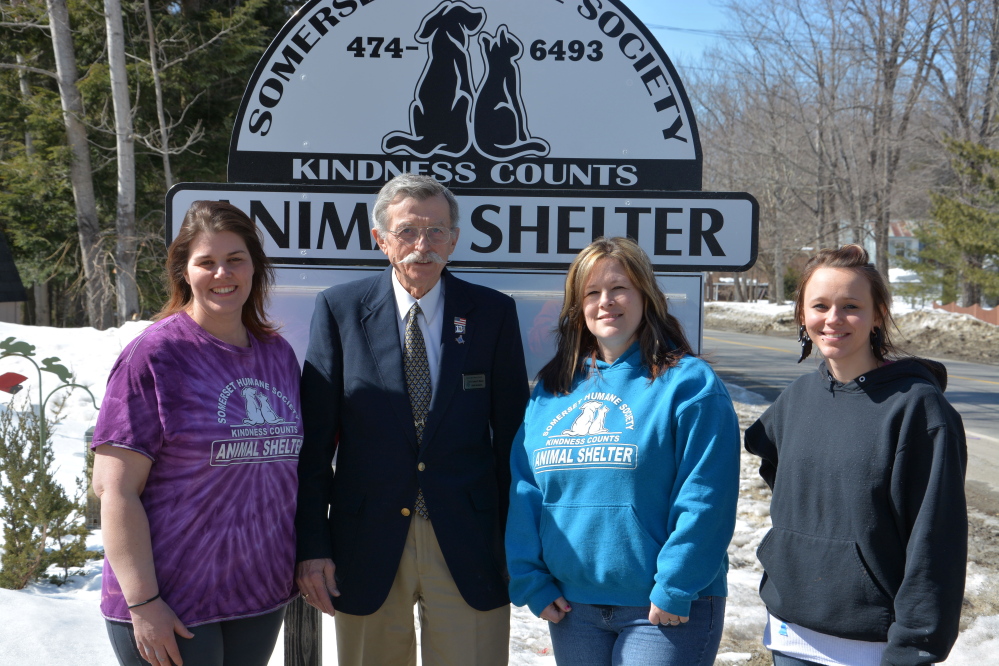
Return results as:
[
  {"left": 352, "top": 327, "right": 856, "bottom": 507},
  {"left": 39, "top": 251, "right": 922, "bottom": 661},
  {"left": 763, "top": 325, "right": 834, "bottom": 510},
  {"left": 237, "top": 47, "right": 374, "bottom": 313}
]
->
[{"left": 0, "top": 403, "right": 91, "bottom": 589}]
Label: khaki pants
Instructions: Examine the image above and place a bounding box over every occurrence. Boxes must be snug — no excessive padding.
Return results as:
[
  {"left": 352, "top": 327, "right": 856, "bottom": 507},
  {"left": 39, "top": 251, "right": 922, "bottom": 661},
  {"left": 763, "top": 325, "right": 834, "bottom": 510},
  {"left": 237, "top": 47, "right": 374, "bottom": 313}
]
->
[{"left": 334, "top": 516, "right": 510, "bottom": 666}]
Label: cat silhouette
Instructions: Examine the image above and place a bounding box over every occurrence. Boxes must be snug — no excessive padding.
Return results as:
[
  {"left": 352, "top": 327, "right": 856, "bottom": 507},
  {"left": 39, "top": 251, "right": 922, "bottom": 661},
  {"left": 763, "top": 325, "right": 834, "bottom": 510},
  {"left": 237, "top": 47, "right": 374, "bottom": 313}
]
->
[{"left": 472, "top": 25, "right": 550, "bottom": 160}]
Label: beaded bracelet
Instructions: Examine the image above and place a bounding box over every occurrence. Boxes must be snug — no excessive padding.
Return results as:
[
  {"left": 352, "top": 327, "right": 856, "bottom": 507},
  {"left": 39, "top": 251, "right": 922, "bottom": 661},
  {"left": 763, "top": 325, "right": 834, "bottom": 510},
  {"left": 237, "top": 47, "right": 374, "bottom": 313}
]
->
[{"left": 127, "top": 593, "right": 161, "bottom": 609}]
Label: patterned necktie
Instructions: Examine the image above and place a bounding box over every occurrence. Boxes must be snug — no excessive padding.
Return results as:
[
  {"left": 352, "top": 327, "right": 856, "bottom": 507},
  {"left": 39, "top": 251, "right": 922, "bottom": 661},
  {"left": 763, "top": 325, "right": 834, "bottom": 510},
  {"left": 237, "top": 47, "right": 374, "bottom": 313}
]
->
[{"left": 404, "top": 302, "right": 431, "bottom": 519}]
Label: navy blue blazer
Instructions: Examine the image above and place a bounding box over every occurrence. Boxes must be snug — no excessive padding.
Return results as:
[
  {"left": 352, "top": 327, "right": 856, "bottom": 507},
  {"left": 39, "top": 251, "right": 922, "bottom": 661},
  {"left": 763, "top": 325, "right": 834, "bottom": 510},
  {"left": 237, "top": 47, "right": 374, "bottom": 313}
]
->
[{"left": 295, "top": 267, "right": 529, "bottom": 614}]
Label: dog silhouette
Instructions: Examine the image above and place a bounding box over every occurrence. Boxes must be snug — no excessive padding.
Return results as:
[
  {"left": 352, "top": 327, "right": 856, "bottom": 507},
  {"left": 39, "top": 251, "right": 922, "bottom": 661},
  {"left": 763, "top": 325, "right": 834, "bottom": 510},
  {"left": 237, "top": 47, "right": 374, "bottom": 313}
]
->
[
  {"left": 241, "top": 386, "right": 285, "bottom": 426},
  {"left": 472, "top": 25, "right": 550, "bottom": 160},
  {"left": 562, "top": 401, "right": 605, "bottom": 436},
  {"left": 382, "top": 0, "right": 485, "bottom": 158}
]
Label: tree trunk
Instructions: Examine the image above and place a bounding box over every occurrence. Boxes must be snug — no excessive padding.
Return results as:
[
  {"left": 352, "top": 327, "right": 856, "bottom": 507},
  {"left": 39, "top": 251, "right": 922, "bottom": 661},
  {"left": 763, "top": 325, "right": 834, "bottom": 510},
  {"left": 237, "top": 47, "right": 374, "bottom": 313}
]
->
[
  {"left": 105, "top": 0, "right": 139, "bottom": 324},
  {"left": 773, "top": 240, "right": 785, "bottom": 303},
  {"left": 960, "top": 252, "right": 984, "bottom": 306},
  {"left": 16, "top": 54, "right": 35, "bottom": 156},
  {"left": 732, "top": 272, "right": 747, "bottom": 302},
  {"left": 143, "top": 0, "right": 174, "bottom": 190},
  {"left": 33, "top": 282, "right": 51, "bottom": 327},
  {"left": 45, "top": 0, "right": 113, "bottom": 329}
]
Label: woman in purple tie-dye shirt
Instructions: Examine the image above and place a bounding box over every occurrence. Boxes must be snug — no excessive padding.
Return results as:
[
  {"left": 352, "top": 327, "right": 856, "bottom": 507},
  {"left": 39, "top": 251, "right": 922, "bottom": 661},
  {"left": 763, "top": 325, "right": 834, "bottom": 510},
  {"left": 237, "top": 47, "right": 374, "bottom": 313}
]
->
[{"left": 92, "top": 201, "right": 303, "bottom": 666}]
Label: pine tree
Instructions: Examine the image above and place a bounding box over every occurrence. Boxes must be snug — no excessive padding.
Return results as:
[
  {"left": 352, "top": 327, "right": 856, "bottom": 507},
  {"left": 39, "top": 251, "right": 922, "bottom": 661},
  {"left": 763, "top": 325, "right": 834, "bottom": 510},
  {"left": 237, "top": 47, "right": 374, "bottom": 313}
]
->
[
  {"left": 0, "top": 403, "right": 90, "bottom": 589},
  {"left": 907, "top": 138, "right": 999, "bottom": 305}
]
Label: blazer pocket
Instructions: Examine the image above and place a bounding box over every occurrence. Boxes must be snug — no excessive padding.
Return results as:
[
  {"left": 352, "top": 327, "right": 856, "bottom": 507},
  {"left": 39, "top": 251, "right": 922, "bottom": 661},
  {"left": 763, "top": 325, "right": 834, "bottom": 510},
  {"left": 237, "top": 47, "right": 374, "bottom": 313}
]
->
[{"left": 757, "top": 527, "right": 893, "bottom": 639}]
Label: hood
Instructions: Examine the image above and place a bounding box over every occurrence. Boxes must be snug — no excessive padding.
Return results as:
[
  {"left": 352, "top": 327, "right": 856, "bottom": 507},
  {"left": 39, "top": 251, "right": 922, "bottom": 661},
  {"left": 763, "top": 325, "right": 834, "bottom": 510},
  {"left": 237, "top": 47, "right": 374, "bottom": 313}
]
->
[{"left": 819, "top": 357, "right": 949, "bottom": 394}]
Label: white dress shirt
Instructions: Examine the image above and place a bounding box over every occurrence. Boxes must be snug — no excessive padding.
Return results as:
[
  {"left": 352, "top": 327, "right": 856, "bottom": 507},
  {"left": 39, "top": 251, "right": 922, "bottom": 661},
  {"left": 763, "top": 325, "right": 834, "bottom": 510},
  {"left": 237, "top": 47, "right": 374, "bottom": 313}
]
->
[{"left": 391, "top": 271, "right": 445, "bottom": 397}]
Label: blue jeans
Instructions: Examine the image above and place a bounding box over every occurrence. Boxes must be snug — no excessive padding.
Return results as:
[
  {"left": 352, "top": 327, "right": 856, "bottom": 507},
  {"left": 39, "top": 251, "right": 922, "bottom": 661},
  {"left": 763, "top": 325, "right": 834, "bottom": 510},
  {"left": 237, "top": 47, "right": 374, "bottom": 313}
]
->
[{"left": 548, "top": 597, "right": 725, "bottom": 666}]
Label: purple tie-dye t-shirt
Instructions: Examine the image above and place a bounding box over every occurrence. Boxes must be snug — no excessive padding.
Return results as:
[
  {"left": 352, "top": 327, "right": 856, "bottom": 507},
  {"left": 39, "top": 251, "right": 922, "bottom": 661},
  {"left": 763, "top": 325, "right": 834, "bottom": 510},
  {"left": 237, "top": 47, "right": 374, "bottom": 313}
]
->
[{"left": 92, "top": 312, "right": 303, "bottom": 626}]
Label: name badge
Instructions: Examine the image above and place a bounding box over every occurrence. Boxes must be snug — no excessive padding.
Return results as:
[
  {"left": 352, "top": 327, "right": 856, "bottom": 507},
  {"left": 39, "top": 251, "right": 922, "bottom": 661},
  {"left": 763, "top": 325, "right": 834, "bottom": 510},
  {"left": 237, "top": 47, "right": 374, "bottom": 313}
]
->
[{"left": 462, "top": 374, "right": 486, "bottom": 390}]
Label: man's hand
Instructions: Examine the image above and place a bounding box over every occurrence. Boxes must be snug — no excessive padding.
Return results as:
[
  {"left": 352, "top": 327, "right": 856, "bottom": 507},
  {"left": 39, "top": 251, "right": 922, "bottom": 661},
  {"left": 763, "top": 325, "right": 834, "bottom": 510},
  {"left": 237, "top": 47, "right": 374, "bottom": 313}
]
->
[
  {"left": 540, "top": 596, "right": 572, "bottom": 624},
  {"left": 648, "top": 602, "right": 688, "bottom": 627},
  {"left": 296, "top": 558, "right": 341, "bottom": 616},
  {"left": 130, "top": 598, "right": 193, "bottom": 665}
]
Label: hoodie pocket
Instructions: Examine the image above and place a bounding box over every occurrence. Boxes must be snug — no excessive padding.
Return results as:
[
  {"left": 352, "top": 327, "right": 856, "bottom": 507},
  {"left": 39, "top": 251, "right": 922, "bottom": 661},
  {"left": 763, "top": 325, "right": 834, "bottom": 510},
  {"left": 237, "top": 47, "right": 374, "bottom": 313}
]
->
[
  {"left": 757, "top": 527, "right": 893, "bottom": 638},
  {"left": 539, "top": 503, "right": 660, "bottom": 592}
]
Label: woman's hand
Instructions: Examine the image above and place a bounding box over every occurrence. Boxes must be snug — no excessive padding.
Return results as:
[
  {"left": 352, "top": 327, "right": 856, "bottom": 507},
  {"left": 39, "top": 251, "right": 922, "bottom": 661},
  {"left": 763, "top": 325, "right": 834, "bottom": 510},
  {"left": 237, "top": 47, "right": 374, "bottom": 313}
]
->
[
  {"left": 129, "top": 598, "right": 193, "bottom": 665},
  {"left": 649, "top": 602, "right": 688, "bottom": 627},
  {"left": 540, "top": 597, "right": 572, "bottom": 623}
]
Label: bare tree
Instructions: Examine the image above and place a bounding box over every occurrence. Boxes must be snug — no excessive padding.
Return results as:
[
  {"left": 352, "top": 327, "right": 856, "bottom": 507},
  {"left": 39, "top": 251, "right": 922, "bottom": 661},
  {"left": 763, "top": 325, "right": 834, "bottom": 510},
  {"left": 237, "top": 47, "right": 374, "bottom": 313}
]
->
[
  {"left": 847, "top": 0, "right": 941, "bottom": 277},
  {"left": 104, "top": 0, "right": 138, "bottom": 324},
  {"left": 45, "top": 0, "right": 113, "bottom": 328}
]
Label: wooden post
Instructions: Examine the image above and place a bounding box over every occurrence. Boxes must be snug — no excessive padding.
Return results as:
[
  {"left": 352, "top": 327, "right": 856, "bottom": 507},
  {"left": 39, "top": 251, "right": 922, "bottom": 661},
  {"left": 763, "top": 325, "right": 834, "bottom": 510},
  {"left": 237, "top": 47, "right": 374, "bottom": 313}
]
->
[
  {"left": 85, "top": 426, "right": 100, "bottom": 529},
  {"left": 284, "top": 596, "right": 321, "bottom": 666}
]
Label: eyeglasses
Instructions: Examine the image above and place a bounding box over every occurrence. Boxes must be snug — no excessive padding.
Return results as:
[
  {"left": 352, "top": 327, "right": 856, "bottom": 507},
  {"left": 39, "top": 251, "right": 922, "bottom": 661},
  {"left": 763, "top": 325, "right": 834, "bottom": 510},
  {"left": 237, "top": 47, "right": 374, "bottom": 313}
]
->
[{"left": 387, "top": 226, "right": 452, "bottom": 246}]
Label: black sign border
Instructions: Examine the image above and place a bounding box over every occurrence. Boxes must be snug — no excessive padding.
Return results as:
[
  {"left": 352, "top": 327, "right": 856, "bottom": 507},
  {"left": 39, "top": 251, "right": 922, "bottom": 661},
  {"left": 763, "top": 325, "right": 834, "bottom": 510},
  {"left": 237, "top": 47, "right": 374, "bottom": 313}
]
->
[{"left": 167, "top": 182, "right": 758, "bottom": 272}]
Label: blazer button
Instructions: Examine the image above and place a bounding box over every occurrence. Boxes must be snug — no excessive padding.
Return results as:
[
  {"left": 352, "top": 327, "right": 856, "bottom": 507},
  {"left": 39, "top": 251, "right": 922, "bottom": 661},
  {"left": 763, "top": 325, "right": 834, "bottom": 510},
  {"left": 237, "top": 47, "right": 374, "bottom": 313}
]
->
[
  {"left": 417, "top": 462, "right": 426, "bottom": 471},
  {"left": 401, "top": 508, "right": 411, "bottom": 517}
]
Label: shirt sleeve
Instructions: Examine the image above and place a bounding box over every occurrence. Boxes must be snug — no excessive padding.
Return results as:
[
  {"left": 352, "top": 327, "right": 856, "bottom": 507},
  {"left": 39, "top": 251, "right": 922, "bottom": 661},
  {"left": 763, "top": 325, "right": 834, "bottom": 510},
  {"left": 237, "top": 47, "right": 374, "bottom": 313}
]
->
[
  {"left": 295, "top": 292, "right": 342, "bottom": 562},
  {"left": 883, "top": 400, "right": 967, "bottom": 665},
  {"left": 90, "top": 344, "right": 164, "bottom": 460},
  {"left": 505, "top": 401, "right": 564, "bottom": 617},
  {"left": 650, "top": 387, "right": 741, "bottom": 617},
  {"left": 745, "top": 403, "right": 779, "bottom": 490}
]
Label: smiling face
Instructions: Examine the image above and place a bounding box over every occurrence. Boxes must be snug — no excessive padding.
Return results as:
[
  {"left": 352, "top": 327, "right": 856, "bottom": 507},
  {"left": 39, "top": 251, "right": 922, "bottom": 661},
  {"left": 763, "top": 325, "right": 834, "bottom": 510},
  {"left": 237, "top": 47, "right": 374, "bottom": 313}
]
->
[
  {"left": 802, "top": 266, "right": 883, "bottom": 381},
  {"left": 185, "top": 230, "right": 254, "bottom": 333},
  {"left": 582, "top": 258, "right": 644, "bottom": 363},
  {"left": 372, "top": 193, "right": 460, "bottom": 299}
]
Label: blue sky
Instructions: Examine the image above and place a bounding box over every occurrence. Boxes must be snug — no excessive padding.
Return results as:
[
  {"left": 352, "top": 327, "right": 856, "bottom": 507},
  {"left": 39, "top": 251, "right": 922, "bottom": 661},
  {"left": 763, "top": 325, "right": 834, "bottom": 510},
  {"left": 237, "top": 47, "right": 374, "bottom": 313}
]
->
[{"left": 620, "top": 0, "right": 729, "bottom": 65}]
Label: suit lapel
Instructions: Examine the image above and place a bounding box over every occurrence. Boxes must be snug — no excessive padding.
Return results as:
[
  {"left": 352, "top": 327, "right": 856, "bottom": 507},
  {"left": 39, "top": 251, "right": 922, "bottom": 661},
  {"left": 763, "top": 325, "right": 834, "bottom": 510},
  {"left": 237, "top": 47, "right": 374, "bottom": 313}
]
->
[
  {"left": 421, "top": 271, "right": 473, "bottom": 448},
  {"left": 360, "top": 268, "right": 419, "bottom": 449}
]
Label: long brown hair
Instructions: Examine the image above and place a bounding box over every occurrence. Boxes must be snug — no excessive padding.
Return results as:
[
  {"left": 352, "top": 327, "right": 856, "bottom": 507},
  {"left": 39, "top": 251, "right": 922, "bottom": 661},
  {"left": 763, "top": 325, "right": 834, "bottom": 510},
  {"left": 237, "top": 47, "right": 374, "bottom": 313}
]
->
[
  {"left": 794, "top": 244, "right": 897, "bottom": 361},
  {"left": 538, "top": 237, "right": 694, "bottom": 395},
  {"left": 155, "top": 200, "right": 277, "bottom": 340}
]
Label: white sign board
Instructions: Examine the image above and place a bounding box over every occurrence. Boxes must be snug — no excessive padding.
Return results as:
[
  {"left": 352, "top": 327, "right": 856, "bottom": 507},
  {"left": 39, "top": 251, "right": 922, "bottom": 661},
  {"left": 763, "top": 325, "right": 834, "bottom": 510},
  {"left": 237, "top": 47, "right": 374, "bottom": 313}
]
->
[
  {"left": 166, "top": 184, "right": 757, "bottom": 272},
  {"left": 228, "top": 0, "right": 703, "bottom": 190}
]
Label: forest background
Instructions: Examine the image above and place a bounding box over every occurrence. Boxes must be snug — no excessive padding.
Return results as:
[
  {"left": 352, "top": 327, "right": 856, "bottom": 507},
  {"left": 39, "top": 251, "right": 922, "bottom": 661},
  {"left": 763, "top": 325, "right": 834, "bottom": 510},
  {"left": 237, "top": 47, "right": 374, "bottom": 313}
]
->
[{"left": 1, "top": 0, "right": 998, "bottom": 330}]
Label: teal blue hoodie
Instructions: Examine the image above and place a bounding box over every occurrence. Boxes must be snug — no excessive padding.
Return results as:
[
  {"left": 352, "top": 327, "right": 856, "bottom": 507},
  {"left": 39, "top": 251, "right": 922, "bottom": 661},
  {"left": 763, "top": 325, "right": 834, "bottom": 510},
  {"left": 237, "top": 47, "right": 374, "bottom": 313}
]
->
[{"left": 506, "top": 343, "right": 740, "bottom": 617}]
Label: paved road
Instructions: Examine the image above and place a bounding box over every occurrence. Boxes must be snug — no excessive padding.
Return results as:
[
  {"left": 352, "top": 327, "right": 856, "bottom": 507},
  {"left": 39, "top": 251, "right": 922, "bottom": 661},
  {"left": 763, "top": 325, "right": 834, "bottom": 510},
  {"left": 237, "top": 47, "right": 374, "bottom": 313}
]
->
[{"left": 703, "top": 328, "right": 999, "bottom": 498}]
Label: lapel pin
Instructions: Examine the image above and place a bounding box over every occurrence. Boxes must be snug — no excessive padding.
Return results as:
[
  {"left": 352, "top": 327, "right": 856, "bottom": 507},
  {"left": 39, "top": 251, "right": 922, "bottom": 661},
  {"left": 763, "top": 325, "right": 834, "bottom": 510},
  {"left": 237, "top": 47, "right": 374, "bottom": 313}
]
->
[
  {"left": 456, "top": 335, "right": 465, "bottom": 344},
  {"left": 454, "top": 316, "right": 466, "bottom": 334}
]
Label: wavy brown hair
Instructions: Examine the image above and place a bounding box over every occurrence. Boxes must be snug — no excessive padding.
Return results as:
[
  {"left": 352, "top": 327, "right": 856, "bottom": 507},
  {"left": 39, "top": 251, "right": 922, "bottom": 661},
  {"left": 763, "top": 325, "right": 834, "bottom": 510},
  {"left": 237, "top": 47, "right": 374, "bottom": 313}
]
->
[
  {"left": 538, "top": 237, "right": 694, "bottom": 395},
  {"left": 155, "top": 200, "right": 277, "bottom": 340},
  {"left": 794, "top": 243, "right": 897, "bottom": 361}
]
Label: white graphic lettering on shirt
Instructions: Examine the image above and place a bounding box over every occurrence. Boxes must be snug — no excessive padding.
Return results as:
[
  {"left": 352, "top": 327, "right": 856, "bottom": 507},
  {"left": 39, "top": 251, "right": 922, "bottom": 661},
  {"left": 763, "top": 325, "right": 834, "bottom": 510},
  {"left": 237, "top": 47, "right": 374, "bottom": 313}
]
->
[
  {"left": 536, "top": 392, "right": 638, "bottom": 473},
  {"left": 211, "top": 376, "right": 302, "bottom": 466}
]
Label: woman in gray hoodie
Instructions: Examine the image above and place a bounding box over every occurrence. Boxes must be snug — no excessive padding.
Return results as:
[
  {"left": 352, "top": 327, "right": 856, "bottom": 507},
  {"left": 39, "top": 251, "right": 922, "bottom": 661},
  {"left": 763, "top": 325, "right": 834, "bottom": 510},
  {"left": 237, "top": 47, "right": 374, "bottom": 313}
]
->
[{"left": 745, "top": 244, "right": 967, "bottom": 666}]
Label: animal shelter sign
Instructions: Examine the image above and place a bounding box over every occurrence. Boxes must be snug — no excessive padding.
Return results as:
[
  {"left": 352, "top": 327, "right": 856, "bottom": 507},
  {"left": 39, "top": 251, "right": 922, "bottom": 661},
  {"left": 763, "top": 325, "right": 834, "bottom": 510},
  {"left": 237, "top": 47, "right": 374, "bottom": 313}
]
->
[
  {"left": 228, "top": 0, "right": 703, "bottom": 191},
  {"left": 166, "top": 184, "right": 758, "bottom": 272}
]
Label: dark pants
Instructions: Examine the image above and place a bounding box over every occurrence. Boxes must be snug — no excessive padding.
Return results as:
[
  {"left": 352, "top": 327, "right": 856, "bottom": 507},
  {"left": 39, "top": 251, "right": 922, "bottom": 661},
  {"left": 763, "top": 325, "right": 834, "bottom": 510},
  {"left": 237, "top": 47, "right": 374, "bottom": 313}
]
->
[{"left": 106, "top": 607, "right": 285, "bottom": 666}]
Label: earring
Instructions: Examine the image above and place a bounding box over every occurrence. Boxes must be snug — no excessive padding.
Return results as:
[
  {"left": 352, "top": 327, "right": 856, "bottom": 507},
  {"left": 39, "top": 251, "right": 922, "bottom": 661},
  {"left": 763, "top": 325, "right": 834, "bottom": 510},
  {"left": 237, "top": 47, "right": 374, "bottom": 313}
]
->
[
  {"left": 797, "top": 325, "right": 812, "bottom": 363},
  {"left": 870, "top": 327, "right": 885, "bottom": 362}
]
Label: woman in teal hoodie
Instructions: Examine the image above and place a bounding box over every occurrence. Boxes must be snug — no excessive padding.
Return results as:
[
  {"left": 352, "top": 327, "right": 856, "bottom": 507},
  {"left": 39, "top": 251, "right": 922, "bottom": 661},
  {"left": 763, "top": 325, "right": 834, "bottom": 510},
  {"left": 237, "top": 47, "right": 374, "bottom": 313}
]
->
[{"left": 506, "top": 237, "right": 740, "bottom": 665}]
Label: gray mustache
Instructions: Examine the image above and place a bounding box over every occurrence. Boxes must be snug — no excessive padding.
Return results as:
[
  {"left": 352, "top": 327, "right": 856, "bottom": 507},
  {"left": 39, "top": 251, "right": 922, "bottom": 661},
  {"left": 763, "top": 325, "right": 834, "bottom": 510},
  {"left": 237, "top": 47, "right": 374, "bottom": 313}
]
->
[{"left": 398, "top": 251, "right": 446, "bottom": 265}]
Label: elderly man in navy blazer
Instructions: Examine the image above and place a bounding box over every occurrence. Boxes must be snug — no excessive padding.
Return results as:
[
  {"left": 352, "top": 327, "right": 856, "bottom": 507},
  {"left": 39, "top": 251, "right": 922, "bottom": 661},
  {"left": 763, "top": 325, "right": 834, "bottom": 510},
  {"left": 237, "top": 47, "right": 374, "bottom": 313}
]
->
[{"left": 295, "top": 173, "right": 529, "bottom": 665}]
